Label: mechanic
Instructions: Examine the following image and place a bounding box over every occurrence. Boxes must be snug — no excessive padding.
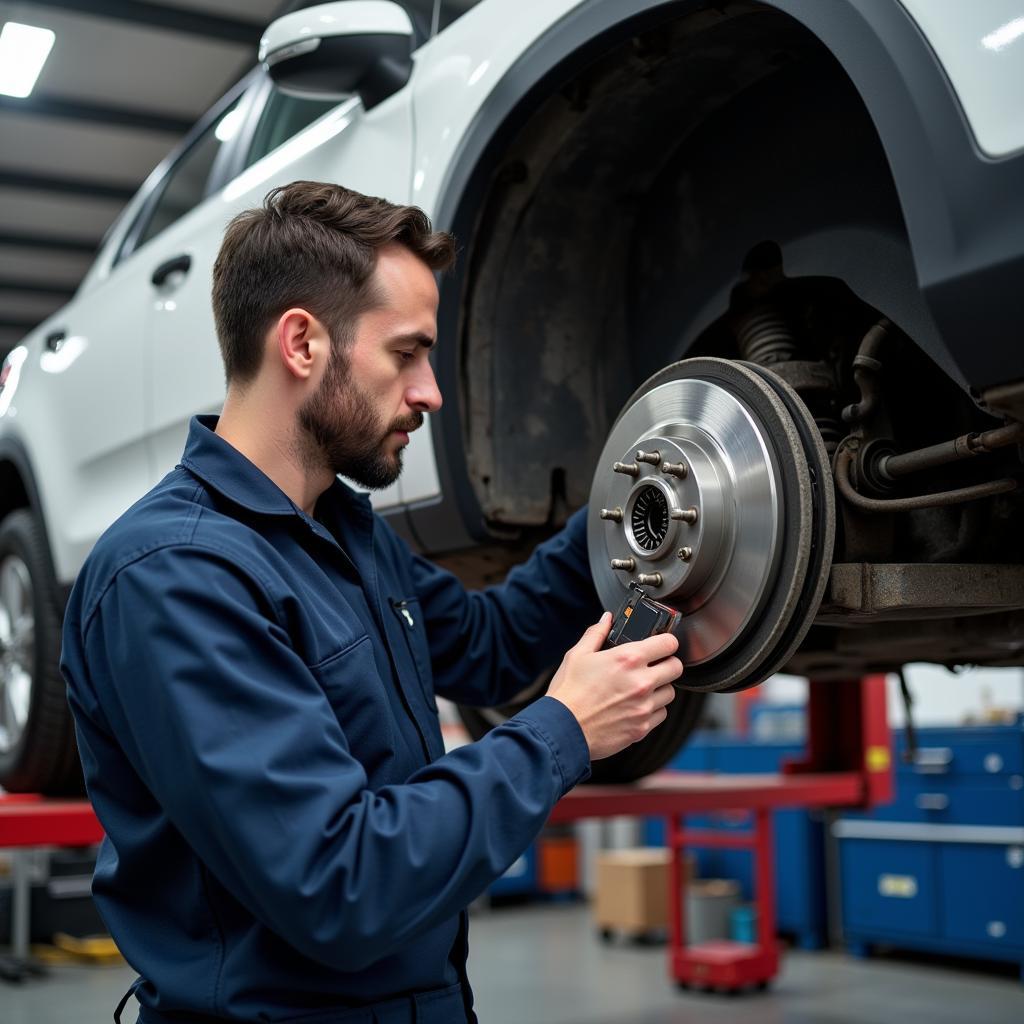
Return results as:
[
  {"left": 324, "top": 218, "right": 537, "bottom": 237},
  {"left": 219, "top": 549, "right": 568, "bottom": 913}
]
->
[{"left": 61, "top": 180, "right": 683, "bottom": 1024}]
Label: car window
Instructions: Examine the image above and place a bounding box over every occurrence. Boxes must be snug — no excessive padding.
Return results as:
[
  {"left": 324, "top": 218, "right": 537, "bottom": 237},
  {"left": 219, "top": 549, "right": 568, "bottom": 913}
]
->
[
  {"left": 400, "top": 1, "right": 481, "bottom": 35},
  {"left": 436, "top": 0, "right": 483, "bottom": 31},
  {"left": 398, "top": 1, "right": 433, "bottom": 40},
  {"left": 244, "top": 88, "right": 340, "bottom": 170},
  {"left": 135, "top": 97, "right": 243, "bottom": 250}
]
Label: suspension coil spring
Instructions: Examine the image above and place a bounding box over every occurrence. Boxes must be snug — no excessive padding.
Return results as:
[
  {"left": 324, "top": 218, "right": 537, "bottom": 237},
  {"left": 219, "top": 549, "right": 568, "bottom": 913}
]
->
[
  {"left": 735, "top": 307, "right": 797, "bottom": 365},
  {"left": 814, "top": 414, "right": 843, "bottom": 455}
]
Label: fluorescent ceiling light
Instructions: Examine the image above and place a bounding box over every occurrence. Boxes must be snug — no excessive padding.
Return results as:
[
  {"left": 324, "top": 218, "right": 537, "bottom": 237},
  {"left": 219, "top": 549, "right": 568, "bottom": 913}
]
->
[{"left": 0, "top": 22, "right": 56, "bottom": 98}]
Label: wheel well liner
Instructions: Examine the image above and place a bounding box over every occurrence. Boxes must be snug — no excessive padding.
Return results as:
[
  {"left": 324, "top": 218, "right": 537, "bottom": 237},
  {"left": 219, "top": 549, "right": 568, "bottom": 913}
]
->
[{"left": 416, "top": 0, "right": 1023, "bottom": 547}]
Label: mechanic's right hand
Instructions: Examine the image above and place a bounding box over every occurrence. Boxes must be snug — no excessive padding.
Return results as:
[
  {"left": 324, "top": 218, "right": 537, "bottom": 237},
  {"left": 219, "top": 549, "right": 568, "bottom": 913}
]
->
[{"left": 547, "top": 612, "right": 683, "bottom": 761}]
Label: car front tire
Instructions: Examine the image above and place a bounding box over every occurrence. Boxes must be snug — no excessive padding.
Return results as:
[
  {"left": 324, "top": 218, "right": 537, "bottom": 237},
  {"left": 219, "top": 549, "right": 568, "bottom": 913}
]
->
[{"left": 0, "top": 509, "right": 83, "bottom": 795}]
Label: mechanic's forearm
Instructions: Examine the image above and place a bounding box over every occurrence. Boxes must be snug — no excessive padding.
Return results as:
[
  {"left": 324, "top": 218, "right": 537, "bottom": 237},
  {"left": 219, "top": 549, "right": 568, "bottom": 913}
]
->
[{"left": 424, "top": 506, "right": 604, "bottom": 706}]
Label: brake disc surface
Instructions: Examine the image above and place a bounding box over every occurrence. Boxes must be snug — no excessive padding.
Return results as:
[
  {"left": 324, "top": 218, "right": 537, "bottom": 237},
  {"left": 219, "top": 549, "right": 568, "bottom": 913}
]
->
[{"left": 588, "top": 358, "right": 834, "bottom": 692}]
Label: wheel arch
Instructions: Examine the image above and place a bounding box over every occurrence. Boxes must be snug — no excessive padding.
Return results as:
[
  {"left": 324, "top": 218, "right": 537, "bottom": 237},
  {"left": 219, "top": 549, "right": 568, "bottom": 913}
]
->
[
  {"left": 0, "top": 437, "right": 66, "bottom": 606},
  {"left": 414, "top": 0, "right": 1024, "bottom": 550}
]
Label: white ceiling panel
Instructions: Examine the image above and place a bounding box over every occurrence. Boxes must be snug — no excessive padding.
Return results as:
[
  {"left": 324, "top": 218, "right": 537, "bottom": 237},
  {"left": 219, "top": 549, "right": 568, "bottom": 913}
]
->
[
  {"left": 0, "top": 111, "right": 175, "bottom": 184},
  {"left": 160, "top": 0, "right": 282, "bottom": 20},
  {"left": 0, "top": 290, "right": 65, "bottom": 320},
  {"left": 0, "top": 245, "right": 92, "bottom": 285},
  {"left": 0, "top": 2, "right": 253, "bottom": 118},
  {"left": 0, "top": 186, "right": 124, "bottom": 239}
]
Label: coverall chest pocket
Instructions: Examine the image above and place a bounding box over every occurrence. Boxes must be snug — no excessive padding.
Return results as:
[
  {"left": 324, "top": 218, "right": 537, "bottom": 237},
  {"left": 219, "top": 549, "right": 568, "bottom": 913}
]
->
[
  {"left": 388, "top": 597, "right": 437, "bottom": 712},
  {"left": 310, "top": 635, "right": 395, "bottom": 745}
]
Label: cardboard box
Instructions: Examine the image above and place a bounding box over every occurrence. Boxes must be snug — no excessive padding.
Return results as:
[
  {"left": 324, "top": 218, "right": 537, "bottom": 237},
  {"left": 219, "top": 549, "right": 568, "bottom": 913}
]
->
[{"left": 593, "top": 848, "right": 674, "bottom": 932}]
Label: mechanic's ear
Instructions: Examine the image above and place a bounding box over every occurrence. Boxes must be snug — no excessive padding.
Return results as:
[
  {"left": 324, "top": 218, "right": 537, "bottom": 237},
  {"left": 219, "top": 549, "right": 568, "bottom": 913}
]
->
[{"left": 276, "top": 308, "right": 330, "bottom": 381}]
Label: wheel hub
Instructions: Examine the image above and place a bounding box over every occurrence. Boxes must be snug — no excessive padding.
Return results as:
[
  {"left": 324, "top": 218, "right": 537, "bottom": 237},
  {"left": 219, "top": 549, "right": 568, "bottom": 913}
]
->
[
  {"left": 589, "top": 358, "right": 835, "bottom": 692},
  {"left": 627, "top": 482, "right": 669, "bottom": 554}
]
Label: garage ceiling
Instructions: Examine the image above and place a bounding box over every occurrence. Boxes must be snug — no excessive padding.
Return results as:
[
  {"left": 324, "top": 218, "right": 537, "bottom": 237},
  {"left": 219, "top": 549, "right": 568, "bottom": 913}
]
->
[{"left": 0, "top": 0, "right": 461, "bottom": 361}]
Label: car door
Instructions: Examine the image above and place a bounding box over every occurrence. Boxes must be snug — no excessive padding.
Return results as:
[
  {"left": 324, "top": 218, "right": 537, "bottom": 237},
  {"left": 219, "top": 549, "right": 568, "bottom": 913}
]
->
[
  {"left": 18, "top": 198, "right": 164, "bottom": 575},
  {"left": 140, "top": 71, "right": 416, "bottom": 510}
]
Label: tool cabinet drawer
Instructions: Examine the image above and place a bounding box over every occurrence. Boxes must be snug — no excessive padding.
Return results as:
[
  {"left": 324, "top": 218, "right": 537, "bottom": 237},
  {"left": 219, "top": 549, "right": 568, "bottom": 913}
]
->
[
  {"left": 894, "top": 731, "right": 1024, "bottom": 779},
  {"left": 940, "top": 844, "right": 1024, "bottom": 951},
  {"left": 840, "top": 839, "right": 937, "bottom": 937},
  {"left": 845, "top": 781, "right": 1024, "bottom": 826}
]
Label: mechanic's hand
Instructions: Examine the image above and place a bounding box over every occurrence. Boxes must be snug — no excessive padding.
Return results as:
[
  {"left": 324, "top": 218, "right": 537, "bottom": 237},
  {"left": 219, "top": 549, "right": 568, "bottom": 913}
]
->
[{"left": 547, "top": 612, "right": 683, "bottom": 761}]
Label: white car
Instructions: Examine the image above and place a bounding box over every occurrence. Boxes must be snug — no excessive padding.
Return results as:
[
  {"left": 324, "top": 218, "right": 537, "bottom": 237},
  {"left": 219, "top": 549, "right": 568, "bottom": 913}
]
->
[{"left": 1, "top": 0, "right": 1023, "bottom": 793}]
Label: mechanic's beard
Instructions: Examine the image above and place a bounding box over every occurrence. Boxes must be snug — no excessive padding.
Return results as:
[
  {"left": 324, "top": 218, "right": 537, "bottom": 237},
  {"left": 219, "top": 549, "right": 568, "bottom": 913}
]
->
[{"left": 297, "top": 353, "right": 422, "bottom": 489}]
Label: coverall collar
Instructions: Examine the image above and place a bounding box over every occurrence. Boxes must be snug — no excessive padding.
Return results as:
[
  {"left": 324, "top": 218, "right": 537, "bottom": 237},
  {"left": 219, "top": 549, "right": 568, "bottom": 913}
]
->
[{"left": 180, "top": 414, "right": 371, "bottom": 521}]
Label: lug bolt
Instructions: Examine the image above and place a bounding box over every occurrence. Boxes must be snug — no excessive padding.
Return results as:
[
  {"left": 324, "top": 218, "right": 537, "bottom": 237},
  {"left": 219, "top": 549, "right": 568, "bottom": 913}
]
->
[
  {"left": 613, "top": 461, "right": 640, "bottom": 477},
  {"left": 661, "top": 461, "right": 688, "bottom": 479},
  {"left": 670, "top": 506, "right": 699, "bottom": 524},
  {"left": 635, "top": 450, "right": 662, "bottom": 466},
  {"left": 636, "top": 572, "right": 663, "bottom": 587},
  {"left": 610, "top": 558, "right": 636, "bottom": 572},
  {"left": 599, "top": 507, "right": 624, "bottom": 523},
  {"left": 677, "top": 547, "right": 693, "bottom": 562}
]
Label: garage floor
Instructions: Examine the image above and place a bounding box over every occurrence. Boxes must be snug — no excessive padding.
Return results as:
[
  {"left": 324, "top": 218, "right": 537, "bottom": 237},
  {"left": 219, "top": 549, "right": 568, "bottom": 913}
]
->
[{"left": 4, "top": 903, "right": 1022, "bottom": 1023}]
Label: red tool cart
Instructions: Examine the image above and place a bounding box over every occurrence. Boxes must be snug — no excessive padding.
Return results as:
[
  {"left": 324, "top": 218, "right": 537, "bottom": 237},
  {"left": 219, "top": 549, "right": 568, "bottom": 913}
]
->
[{"left": 548, "top": 675, "right": 893, "bottom": 992}]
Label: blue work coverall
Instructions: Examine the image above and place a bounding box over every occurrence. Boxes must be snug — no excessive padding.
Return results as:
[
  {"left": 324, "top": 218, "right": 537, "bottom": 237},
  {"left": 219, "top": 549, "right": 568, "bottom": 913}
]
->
[{"left": 61, "top": 416, "right": 603, "bottom": 1023}]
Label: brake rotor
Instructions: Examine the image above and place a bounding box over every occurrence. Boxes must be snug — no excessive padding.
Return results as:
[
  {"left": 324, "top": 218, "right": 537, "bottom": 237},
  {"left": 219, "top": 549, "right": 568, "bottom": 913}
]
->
[{"left": 588, "top": 357, "right": 835, "bottom": 692}]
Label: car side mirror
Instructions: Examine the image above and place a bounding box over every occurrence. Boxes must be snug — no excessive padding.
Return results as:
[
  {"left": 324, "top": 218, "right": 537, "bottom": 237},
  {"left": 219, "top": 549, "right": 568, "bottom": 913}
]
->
[{"left": 259, "top": 1, "right": 414, "bottom": 111}]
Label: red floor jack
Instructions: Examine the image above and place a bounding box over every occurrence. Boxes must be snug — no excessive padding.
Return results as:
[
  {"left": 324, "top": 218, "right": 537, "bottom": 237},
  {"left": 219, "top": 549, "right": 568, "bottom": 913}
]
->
[
  {"left": 0, "top": 794, "right": 104, "bottom": 981},
  {"left": 549, "top": 675, "right": 893, "bottom": 993}
]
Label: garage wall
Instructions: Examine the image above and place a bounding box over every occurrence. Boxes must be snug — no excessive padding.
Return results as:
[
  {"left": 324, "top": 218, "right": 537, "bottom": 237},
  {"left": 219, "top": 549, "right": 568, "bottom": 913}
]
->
[{"left": 761, "top": 668, "right": 1024, "bottom": 728}]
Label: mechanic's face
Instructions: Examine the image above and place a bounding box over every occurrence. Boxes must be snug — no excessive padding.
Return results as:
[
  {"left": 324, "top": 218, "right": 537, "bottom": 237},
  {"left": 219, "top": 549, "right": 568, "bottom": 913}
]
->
[{"left": 298, "top": 244, "right": 442, "bottom": 489}]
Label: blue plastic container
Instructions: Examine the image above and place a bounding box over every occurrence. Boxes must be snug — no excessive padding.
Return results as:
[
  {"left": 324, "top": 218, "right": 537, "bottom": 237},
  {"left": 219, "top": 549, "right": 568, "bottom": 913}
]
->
[{"left": 730, "top": 904, "right": 757, "bottom": 944}]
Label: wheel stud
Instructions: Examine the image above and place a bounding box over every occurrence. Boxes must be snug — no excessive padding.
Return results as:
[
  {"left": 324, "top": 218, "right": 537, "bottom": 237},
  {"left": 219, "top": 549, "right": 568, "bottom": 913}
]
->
[
  {"left": 677, "top": 547, "right": 692, "bottom": 561},
  {"left": 661, "top": 461, "right": 688, "bottom": 479},
  {"left": 636, "top": 572, "right": 663, "bottom": 587},
  {"left": 670, "top": 506, "right": 699, "bottom": 524},
  {"left": 610, "top": 558, "right": 636, "bottom": 571},
  {"left": 613, "top": 461, "right": 640, "bottom": 477},
  {"left": 635, "top": 450, "right": 661, "bottom": 466},
  {"left": 599, "top": 507, "right": 624, "bottom": 523}
]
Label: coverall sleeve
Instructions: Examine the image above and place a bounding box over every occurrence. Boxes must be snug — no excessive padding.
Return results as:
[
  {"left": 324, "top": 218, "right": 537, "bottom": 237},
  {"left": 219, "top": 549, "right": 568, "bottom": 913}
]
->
[
  {"left": 81, "top": 544, "right": 589, "bottom": 972},
  {"left": 408, "top": 505, "right": 605, "bottom": 707}
]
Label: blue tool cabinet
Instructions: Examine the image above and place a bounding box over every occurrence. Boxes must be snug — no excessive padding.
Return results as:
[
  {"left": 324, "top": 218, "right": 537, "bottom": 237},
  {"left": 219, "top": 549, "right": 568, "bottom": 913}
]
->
[
  {"left": 835, "top": 717, "right": 1024, "bottom": 977},
  {"left": 643, "top": 732, "right": 828, "bottom": 949},
  {"left": 489, "top": 843, "right": 537, "bottom": 897}
]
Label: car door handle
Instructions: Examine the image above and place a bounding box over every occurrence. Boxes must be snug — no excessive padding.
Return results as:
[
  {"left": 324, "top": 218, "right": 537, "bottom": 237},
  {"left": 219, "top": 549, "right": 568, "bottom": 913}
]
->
[
  {"left": 44, "top": 330, "right": 66, "bottom": 352},
  {"left": 151, "top": 253, "right": 191, "bottom": 286}
]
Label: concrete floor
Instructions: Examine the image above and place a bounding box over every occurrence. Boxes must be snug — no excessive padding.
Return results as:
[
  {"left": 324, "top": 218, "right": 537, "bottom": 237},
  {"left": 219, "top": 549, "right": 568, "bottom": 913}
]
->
[{"left": 4, "top": 903, "right": 1023, "bottom": 1023}]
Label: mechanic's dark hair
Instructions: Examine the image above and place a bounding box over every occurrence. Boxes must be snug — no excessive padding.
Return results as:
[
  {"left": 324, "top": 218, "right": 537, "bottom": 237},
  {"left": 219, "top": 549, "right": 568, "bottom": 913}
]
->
[{"left": 212, "top": 180, "right": 456, "bottom": 385}]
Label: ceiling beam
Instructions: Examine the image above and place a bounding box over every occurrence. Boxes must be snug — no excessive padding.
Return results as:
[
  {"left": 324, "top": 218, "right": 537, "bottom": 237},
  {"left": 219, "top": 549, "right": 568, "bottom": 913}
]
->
[
  {"left": 0, "top": 231, "right": 98, "bottom": 254},
  {"left": 0, "top": 316, "right": 42, "bottom": 333},
  {"left": 0, "top": 278, "right": 75, "bottom": 299},
  {"left": 0, "top": 169, "right": 136, "bottom": 203},
  {"left": 0, "top": 92, "right": 192, "bottom": 135},
  {"left": 26, "top": 1, "right": 265, "bottom": 45}
]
